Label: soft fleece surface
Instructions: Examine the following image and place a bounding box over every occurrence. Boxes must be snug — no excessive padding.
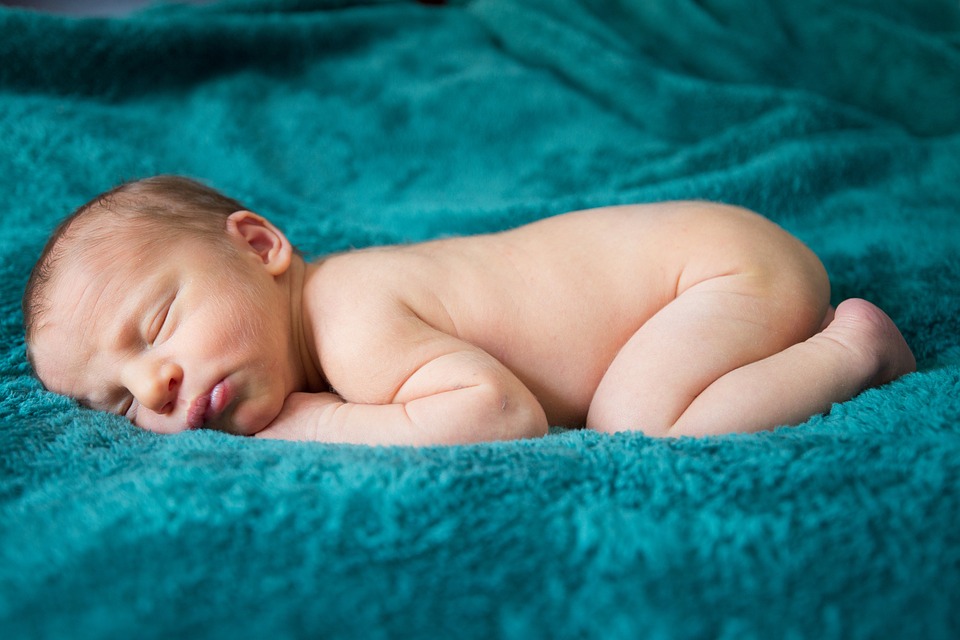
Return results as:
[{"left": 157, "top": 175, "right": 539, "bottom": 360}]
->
[{"left": 2, "top": 1, "right": 959, "bottom": 637}]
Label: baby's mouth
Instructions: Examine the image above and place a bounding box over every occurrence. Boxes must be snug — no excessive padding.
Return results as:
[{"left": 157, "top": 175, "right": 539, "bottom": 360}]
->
[{"left": 186, "top": 379, "right": 232, "bottom": 429}]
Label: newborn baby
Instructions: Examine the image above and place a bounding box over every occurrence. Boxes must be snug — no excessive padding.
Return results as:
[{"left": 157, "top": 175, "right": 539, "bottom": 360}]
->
[{"left": 22, "top": 176, "right": 916, "bottom": 444}]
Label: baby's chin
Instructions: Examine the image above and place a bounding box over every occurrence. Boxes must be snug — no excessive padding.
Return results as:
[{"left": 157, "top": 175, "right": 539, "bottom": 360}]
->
[{"left": 212, "top": 397, "right": 284, "bottom": 437}]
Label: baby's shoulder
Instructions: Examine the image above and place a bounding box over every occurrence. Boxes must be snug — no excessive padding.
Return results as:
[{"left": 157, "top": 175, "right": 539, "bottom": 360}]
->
[
  {"left": 305, "top": 249, "right": 411, "bottom": 334},
  {"left": 302, "top": 250, "right": 442, "bottom": 401}
]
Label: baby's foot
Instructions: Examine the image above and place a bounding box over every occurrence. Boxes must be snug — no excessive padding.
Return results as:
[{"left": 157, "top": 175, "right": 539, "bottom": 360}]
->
[{"left": 819, "top": 298, "right": 916, "bottom": 389}]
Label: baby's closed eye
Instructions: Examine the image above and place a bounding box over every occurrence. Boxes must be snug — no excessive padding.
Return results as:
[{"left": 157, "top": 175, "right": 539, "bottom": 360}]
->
[{"left": 148, "top": 299, "right": 174, "bottom": 345}]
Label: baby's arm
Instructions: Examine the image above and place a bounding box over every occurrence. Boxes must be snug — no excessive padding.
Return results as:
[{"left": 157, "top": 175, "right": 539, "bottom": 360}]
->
[{"left": 255, "top": 323, "right": 548, "bottom": 445}]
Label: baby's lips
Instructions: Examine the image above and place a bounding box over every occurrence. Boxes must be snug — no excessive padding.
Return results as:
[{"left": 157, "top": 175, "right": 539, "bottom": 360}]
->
[
  {"left": 205, "top": 379, "right": 232, "bottom": 423},
  {"left": 186, "top": 391, "right": 211, "bottom": 430},
  {"left": 185, "top": 379, "right": 233, "bottom": 430}
]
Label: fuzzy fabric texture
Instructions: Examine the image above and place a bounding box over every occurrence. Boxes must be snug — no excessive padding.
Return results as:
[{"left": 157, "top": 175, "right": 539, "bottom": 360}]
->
[{"left": 2, "top": 0, "right": 959, "bottom": 637}]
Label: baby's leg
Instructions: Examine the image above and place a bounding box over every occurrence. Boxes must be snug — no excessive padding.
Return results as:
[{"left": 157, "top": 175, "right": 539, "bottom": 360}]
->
[
  {"left": 666, "top": 298, "right": 914, "bottom": 436},
  {"left": 587, "top": 277, "right": 915, "bottom": 437}
]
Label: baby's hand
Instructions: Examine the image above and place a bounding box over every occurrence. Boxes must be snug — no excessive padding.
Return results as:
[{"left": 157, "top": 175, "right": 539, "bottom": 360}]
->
[{"left": 254, "top": 392, "right": 343, "bottom": 441}]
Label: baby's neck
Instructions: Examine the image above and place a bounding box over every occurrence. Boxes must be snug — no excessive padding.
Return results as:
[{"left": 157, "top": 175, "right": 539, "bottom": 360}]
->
[{"left": 286, "top": 256, "right": 325, "bottom": 392}]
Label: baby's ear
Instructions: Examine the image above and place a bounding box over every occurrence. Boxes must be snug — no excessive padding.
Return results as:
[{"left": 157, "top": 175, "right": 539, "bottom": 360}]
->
[{"left": 225, "top": 211, "right": 292, "bottom": 277}]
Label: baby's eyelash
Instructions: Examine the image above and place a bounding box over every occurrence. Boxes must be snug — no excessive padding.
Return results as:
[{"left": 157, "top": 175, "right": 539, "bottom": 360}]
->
[{"left": 149, "top": 302, "right": 172, "bottom": 345}]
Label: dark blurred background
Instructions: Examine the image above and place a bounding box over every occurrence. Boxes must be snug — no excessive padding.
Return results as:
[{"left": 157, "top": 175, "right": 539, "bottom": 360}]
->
[{"left": 0, "top": 0, "right": 216, "bottom": 16}]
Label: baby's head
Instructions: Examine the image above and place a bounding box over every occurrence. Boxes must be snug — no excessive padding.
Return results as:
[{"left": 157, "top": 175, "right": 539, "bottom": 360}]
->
[{"left": 23, "top": 176, "right": 306, "bottom": 435}]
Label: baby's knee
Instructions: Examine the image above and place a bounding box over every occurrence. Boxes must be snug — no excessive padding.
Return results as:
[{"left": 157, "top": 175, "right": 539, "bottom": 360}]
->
[{"left": 586, "top": 373, "right": 682, "bottom": 438}]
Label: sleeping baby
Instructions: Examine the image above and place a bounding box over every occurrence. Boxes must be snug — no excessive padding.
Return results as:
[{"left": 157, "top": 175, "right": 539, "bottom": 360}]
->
[{"left": 22, "top": 176, "right": 916, "bottom": 444}]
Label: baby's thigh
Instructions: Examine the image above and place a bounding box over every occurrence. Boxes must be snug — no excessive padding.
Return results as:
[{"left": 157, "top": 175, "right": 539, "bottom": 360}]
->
[{"left": 587, "top": 240, "right": 830, "bottom": 434}]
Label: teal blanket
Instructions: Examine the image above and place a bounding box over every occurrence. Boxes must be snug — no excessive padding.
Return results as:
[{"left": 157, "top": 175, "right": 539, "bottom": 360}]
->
[{"left": 2, "top": 1, "right": 959, "bottom": 637}]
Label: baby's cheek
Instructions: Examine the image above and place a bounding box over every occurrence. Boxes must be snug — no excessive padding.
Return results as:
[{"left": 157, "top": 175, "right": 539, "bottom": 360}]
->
[{"left": 226, "top": 310, "right": 266, "bottom": 348}]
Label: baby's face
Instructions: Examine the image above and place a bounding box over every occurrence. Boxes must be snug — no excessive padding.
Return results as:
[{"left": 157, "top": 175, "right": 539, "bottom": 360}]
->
[{"left": 31, "top": 227, "right": 300, "bottom": 435}]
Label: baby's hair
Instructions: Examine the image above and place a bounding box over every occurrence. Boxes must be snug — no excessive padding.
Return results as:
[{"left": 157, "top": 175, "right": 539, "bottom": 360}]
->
[{"left": 22, "top": 175, "right": 250, "bottom": 350}]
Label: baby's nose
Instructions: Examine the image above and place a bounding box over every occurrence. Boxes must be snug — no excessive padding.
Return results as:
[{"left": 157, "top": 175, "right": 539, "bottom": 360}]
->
[{"left": 127, "top": 361, "right": 182, "bottom": 414}]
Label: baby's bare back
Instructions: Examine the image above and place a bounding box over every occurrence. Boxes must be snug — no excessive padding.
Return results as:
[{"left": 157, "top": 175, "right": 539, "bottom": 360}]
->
[{"left": 307, "top": 201, "right": 812, "bottom": 427}]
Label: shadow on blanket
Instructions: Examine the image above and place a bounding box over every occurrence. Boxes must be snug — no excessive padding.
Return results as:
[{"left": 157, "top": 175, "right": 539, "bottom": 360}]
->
[{"left": 1, "top": 0, "right": 959, "bottom": 638}]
